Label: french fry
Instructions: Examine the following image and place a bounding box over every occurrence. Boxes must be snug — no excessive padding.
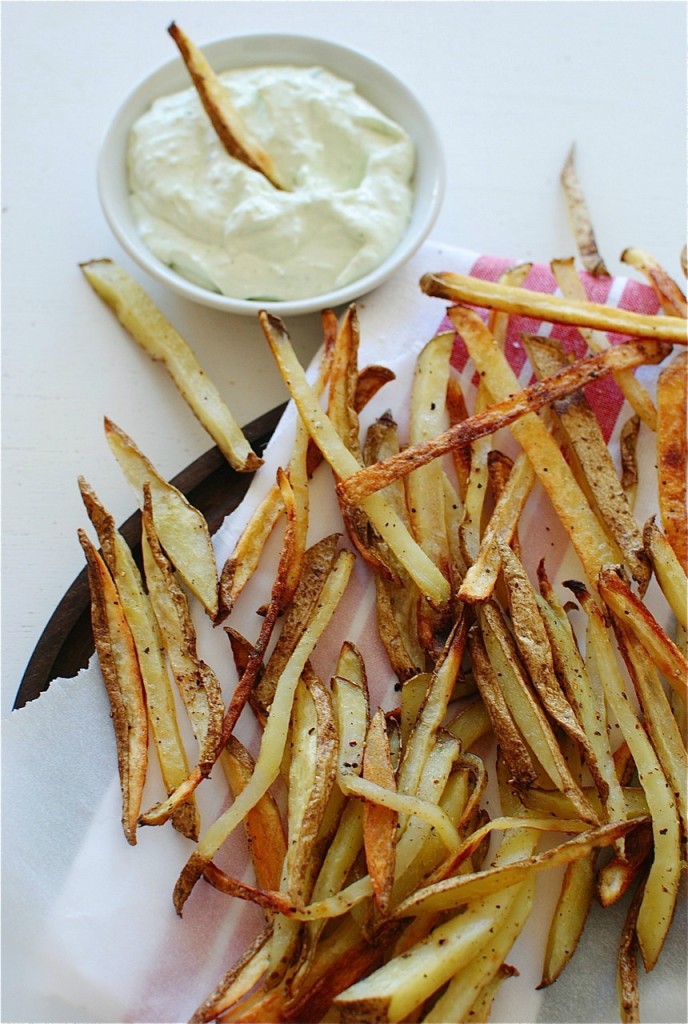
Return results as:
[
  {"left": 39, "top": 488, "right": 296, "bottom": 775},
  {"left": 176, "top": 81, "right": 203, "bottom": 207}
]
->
[
  {"left": 82, "top": 261, "right": 262, "bottom": 472},
  {"left": 499, "top": 543, "right": 596, "bottom": 752},
  {"left": 77, "top": 529, "right": 148, "bottom": 845},
  {"left": 362, "top": 709, "right": 399, "bottom": 914},
  {"left": 643, "top": 517, "right": 688, "bottom": 630},
  {"left": 422, "top": 879, "right": 534, "bottom": 1023},
  {"left": 406, "top": 332, "right": 455, "bottom": 655},
  {"left": 104, "top": 418, "right": 220, "bottom": 618},
  {"left": 189, "top": 927, "right": 274, "bottom": 1024},
  {"left": 209, "top": 736, "right": 287, "bottom": 895},
  {"left": 621, "top": 247, "right": 688, "bottom": 317},
  {"left": 538, "top": 854, "right": 596, "bottom": 988},
  {"left": 338, "top": 330, "right": 670, "bottom": 507},
  {"left": 536, "top": 563, "right": 627, "bottom": 822},
  {"left": 598, "top": 565, "right": 688, "bottom": 699},
  {"left": 392, "top": 818, "right": 646, "bottom": 920},
  {"left": 467, "top": 625, "right": 538, "bottom": 787},
  {"left": 614, "top": 625, "right": 688, "bottom": 837},
  {"left": 560, "top": 145, "right": 609, "bottom": 277},
  {"left": 167, "top": 22, "right": 288, "bottom": 190},
  {"left": 139, "top": 485, "right": 224, "bottom": 781},
  {"left": 656, "top": 351, "right": 687, "bottom": 571},
  {"left": 459, "top": 448, "right": 536, "bottom": 603},
  {"left": 79, "top": 478, "right": 198, "bottom": 841},
  {"left": 420, "top": 271, "right": 688, "bottom": 343},
  {"left": 252, "top": 533, "right": 341, "bottom": 720}
]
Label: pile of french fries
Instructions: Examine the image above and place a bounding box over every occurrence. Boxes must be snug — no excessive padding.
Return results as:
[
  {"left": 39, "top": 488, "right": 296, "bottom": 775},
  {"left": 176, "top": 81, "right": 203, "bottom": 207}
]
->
[{"left": 78, "top": 157, "right": 686, "bottom": 1023}]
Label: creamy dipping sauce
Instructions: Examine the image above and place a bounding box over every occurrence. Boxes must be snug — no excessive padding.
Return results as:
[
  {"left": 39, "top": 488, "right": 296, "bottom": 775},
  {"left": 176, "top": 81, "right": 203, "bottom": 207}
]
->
[{"left": 127, "top": 65, "right": 415, "bottom": 301}]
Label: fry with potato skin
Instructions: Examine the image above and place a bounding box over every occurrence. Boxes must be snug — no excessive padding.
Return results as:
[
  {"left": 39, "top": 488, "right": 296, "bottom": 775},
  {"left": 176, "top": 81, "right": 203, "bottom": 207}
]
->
[
  {"left": 337, "top": 331, "right": 670, "bottom": 507},
  {"left": 420, "top": 270, "right": 688, "bottom": 343},
  {"left": 82, "top": 261, "right": 262, "bottom": 472},
  {"left": 79, "top": 477, "right": 198, "bottom": 840},
  {"left": 560, "top": 145, "right": 609, "bottom": 277},
  {"left": 78, "top": 529, "right": 148, "bottom": 845},
  {"left": 362, "top": 709, "right": 399, "bottom": 915},
  {"left": 168, "top": 22, "right": 288, "bottom": 190},
  {"left": 621, "top": 246, "right": 688, "bottom": 318},
  {"left": 598, "top": 565, "right": 688, "bottom": 699},
  {"left": 104, "top": 417, "right": 220, "bottom": 619}
]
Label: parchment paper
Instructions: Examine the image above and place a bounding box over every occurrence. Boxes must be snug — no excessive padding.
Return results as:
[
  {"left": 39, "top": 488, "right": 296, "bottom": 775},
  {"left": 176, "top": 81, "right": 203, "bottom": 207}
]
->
[{"left": 3, "top": 243, "right": 686, "bottom": 1024}]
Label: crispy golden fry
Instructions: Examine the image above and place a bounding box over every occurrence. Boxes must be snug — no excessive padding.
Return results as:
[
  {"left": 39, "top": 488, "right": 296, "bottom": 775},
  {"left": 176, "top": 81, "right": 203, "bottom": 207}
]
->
[
  {"left": 538, "top": 854, "right": 596, "bottom": 988},
  {"left": 392, "top": 818, "right": 646, "bottom": 920},
  {"left": 260, "top": 310, "right": 450, "bottom": 608},
  {"left": 523, "top": 333, "right": 649, "bottom": 591},
  {"left": 167, "top": 22, "right": 288, "bottom": 190},
  {"left": 139, "top": 485, "right": 224, "bottom": 779},
  {"left": 621, "top": 247, "right": 688, "bottom": 317},
  {"left": 656, "top": 351, "right": 688, "bottom": 571},
  {"left": 643, "top": 517, "right": 688, "bottom": 630},
  {"left": 79, "top": 478, "right": 198, "bottom": 840},
  {"left": 598, "top": 566, "right": 688, "bottom": 699},
  {"left": 365, "top": 413, "right": 426, "bottom": 680},
  {"left": 338, "top": 330, "right": 669, "bottom": 507},
  {"left": 252, "top": 533, "right": 341, "bottom": 720},
  {"left": 78, "top": 528, "right": 148, "bottom": 845},
  {"left": 282, "top": 670, "right": 339, "bottom": 912},
  {"left": 499, "top": 544, "right": 595, "bottom": 752},
  {"left": 406, "top": 332, "right": 455, "bottom": 655},
  {"left": 420, "top": 271, "right": 687, "bottom": 343},
  {"left": 468, "top": 625, "right": 538, "bottom": 787},
  {"left": 362, "top": 710, "right": 398, "bottom": 914},
  {"left": 614, "top": 625, "right": 688, "bottom": 836},
  {"left": 572, "top": 581, "right": 682, "bottom": 971},
  {"left": 445, "top": 374, "right": 472, "bottom": 499},
  {"left": 189, "top": 927, "right": 274, "bottom": 1024},
  {"left": 459, "top": 448, "right": 536, "bottom": 603},
  {"left": 104, "top": 418, "right": 220, "bottom": 618},
  {"left": 560, "top": 145, "right": 609, "bottom": 276},
  {"left": 173, "top": 550, "right": 355, "bottom": 915},
  {"left": 82, "top": 261, "right": 262, "bottom": 472},
  {"left": 536, "top": 563, "right": 627, "bottom": 821},
  {"left": 211, "top": 736, "right": 287, "bottom": 894},
  {"left": 550, "top": 257, "right": 658, "bottom": 431},
  {"left": 219, "top": 484, "right": 283, "bottom": 617}
]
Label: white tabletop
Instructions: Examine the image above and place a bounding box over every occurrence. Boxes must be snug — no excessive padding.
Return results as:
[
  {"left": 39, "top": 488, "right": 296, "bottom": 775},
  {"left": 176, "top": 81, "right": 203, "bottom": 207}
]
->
[{"left": 2, "top": 0, "right": 686, "bottom": 715}]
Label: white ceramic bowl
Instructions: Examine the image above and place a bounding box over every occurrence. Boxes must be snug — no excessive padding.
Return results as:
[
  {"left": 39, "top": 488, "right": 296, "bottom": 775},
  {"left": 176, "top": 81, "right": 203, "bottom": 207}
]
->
[{"left": 98, "top": 33, "right": 445, "bottom": 316}]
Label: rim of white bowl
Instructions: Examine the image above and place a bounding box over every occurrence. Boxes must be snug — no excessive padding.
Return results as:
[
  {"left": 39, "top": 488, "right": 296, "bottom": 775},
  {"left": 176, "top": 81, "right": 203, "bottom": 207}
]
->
[{"left": 97, "top": 33, "right": 445, "bottom": 316}]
